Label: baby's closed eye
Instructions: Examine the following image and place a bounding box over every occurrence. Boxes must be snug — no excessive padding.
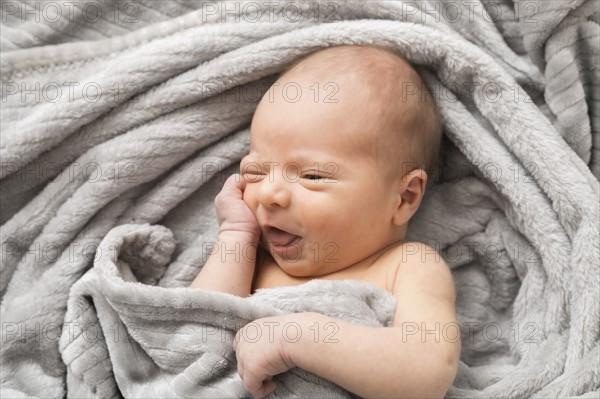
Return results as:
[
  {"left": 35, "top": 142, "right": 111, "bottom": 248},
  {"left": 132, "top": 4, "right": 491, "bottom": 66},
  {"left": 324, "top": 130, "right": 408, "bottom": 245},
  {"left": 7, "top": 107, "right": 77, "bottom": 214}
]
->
[
  {"left": 302, "top": 173, "right": 324, "bottom": 180},
  {"left": 241, "top": 171, "right": 265, "bottom": 184}
]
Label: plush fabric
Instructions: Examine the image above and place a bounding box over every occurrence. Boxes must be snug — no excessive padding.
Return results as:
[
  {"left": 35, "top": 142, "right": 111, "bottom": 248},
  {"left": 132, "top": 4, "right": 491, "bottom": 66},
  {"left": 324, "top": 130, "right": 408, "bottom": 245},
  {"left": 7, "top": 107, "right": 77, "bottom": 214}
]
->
[
  {"left": 1, "top": 1, "right": 598, "bottom": 398},
  {"left": 58, "top": 223, "right": 397, "bottom": 398}
]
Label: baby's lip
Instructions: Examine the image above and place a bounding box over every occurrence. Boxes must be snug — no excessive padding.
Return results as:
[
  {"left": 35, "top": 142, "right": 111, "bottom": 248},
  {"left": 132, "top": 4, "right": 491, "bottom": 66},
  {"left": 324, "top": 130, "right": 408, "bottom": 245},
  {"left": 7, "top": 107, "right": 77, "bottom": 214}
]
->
[{"left": 263, "top": 225, "right": 302, "bottom": 247}]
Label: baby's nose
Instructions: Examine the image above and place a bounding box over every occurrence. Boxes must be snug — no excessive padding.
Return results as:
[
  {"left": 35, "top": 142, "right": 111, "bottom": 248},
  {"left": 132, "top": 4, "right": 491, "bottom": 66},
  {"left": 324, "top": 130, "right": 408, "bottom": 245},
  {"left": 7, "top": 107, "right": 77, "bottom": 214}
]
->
[{"left": 256, "top": 172, "right": 291, "bottom": 208}]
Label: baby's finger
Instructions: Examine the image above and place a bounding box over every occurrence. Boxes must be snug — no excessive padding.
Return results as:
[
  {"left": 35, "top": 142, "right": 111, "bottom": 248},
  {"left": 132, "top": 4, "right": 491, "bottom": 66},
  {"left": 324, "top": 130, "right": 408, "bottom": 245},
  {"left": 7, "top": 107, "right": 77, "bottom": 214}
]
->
[
  {"left": 232, "top": 335, "right": 238, "bottom": 352},
  {"left": 237, "top": 360, "right": 244, "bottom": 382},
  {"left": 256, "top": 376, "right": 276, "bottom": 398},
  {"left": 242, "top": 370, "right": 264, "bottom": 397},
  {"left": 234, "top": 333, "right": 244, "bottom": 376},
  {"left": 253, "top": 379, "right": 276, "bottom": 398},
  {"left": 221, "top": 174, "right": 245, "bottom": 198},
  {"left": 261, "top": 379, "right": 277, "bottom": 397}
]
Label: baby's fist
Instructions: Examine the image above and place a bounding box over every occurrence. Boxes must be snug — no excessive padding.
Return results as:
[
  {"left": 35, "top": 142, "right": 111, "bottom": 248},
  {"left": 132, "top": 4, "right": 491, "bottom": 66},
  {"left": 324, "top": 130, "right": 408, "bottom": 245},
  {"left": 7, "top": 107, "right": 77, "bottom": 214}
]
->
[
  {"left": 214, "top": 174, "right": 260, "bottom": 239},
  {"left": 233, "top": 316, "right": 296, "bottom": 398}
]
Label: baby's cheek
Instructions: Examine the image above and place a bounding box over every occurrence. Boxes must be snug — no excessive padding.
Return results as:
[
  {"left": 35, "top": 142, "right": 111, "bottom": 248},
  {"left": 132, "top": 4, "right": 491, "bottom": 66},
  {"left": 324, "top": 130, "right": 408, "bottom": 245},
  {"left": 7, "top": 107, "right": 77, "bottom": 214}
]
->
[{"left": 311, "top": 211, "right": 345, "bottom": 238}]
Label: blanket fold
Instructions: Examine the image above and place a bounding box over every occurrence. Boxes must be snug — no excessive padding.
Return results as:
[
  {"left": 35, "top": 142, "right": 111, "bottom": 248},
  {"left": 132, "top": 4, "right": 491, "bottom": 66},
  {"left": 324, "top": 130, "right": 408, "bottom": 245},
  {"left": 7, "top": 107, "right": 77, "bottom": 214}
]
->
[
  {"left": 1, "top": 1, "right": 598, "bottom": 398},
  {"left": 60, "top": 223, "right": 396, "bottom": 398}
]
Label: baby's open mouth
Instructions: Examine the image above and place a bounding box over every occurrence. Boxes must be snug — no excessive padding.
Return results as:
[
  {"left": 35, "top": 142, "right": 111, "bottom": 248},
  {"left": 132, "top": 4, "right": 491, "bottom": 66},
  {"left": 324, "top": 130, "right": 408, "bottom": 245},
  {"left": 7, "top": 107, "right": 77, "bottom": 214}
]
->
[{"left": 264, "top": 227, "right": 302, "bottom": 248}]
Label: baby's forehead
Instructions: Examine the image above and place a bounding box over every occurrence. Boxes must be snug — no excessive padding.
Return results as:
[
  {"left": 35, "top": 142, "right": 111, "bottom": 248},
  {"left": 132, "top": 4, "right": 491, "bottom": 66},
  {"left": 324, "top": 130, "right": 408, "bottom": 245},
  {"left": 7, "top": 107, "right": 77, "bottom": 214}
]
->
[
  {"left": 254, "top": 46, "right": 427, "bottom": 148},
  {"left": 275, "top": 47, "right": 421, "bottom": 114}
]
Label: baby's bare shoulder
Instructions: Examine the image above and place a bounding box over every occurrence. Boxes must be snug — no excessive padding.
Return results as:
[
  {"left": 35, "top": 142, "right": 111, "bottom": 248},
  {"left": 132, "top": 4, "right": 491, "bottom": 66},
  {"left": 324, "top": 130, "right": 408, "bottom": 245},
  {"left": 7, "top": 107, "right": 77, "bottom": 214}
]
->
[
  {"left": 383, "top": 242, "right": 456, "bottom": 329},
  {"left": 375, "top": 241, "right": 454, "bottom": 302}
]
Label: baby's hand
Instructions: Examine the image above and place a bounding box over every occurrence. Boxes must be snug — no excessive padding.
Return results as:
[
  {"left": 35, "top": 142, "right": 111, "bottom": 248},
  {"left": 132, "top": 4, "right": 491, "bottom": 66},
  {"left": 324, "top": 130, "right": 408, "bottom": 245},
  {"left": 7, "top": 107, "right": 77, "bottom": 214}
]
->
[
  {"left": 215, "top": 174, "right": 260, "bottom": 239},
  {"left": 233, "top": 315, "right": 297, "bottom": 398}
]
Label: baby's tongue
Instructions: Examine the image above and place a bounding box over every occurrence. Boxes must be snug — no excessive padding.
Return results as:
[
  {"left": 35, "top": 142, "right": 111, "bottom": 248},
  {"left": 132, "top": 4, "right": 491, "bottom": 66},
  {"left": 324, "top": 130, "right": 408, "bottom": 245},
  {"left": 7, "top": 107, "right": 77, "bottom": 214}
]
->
[{"left": 268, "top": 228, "right": 299, "bottom": 246}]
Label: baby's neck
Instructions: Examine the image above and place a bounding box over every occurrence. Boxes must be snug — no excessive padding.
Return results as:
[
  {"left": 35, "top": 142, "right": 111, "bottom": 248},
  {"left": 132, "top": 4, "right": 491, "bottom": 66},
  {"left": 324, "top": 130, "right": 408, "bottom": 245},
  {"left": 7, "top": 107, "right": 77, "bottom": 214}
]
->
[{"left": 252, "top": 239, "right": 407, "bottom": 295}]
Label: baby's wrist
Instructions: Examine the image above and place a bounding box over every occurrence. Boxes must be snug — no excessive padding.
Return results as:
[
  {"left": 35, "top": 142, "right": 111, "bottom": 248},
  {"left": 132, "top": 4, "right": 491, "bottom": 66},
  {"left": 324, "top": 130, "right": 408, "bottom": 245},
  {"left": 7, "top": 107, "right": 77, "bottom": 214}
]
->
[
  {"left": 217, "top": 229, "right": 260, "bottom": 246},
  {"left": 218, "top": 220, "right": 260, "bottom": 241},
  {"left": 282, "top": 312, "right": 326, "bottom": 367}
]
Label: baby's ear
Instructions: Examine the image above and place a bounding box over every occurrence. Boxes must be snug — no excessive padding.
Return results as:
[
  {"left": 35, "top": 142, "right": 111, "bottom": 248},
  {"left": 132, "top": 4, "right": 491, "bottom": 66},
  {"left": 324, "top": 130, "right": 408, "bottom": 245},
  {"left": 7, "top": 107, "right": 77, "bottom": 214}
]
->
[{"left": 392, "top": 169, "right": 427, "bottom": 226}]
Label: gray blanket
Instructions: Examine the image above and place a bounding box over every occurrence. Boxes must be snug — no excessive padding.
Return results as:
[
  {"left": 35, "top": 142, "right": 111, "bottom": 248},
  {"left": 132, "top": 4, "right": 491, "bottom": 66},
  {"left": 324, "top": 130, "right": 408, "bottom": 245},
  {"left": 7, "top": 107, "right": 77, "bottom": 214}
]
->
[
  {"left": 1, "top": 1, "right": 599, "bottom": 398},
  {"left": 58, "top": 223, "right": 396, "bottom": 398}
]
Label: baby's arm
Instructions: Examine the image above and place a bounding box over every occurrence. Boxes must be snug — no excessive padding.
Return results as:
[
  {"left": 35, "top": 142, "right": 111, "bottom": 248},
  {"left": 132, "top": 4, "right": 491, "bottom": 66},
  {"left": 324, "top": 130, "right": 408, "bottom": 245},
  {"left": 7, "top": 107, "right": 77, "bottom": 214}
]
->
[
  {"left": 190, "top": 174, "right": 260, "bottom": 297},
  {"left": 284, "top": 243, "right": 460, "bottom": 398}
]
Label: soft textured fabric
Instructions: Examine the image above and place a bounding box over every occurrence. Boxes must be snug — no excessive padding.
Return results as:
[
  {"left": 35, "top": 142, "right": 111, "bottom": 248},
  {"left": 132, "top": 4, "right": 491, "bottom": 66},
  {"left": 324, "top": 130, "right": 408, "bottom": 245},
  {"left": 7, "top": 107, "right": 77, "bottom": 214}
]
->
[
  {"left": 1, "top": 1, "right": 598, "bottom": 398},
  {"left": 59, "top": 223, "right": 396, "bottom": 398}
]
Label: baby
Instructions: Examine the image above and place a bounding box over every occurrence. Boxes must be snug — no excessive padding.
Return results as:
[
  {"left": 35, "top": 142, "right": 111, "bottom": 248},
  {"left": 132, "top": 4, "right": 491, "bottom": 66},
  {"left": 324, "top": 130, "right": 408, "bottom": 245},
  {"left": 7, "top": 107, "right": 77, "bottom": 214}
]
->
[{"left": 191, "top": 45, "right": 460, "bottom": 398}]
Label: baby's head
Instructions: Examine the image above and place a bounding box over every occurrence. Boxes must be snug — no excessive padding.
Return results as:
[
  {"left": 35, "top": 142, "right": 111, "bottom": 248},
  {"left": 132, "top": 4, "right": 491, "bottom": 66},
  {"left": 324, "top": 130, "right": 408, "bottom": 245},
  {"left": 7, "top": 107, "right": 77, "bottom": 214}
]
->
[{"left": 241, "top": 45, "right": 442, "bottom": 277}]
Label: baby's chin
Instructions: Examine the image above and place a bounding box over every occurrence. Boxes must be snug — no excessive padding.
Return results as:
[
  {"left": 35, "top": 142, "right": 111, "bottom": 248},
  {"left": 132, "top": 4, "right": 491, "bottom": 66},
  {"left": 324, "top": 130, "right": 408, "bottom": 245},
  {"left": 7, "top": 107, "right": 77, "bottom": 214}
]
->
[
  {"left": 271, "top": 254, "right": 318, "bottom": 277},
  {"left": 273, "top": 255, "right": 345, "bottom": 278}
]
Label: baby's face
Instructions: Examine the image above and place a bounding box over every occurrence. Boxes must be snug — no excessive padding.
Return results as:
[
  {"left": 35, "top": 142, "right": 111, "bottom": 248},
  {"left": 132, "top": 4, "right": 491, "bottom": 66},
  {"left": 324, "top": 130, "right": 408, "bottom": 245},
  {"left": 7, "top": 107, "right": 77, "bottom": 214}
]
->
[{"left": 241, "top": 72, "right": 401, "bottom": 276}]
